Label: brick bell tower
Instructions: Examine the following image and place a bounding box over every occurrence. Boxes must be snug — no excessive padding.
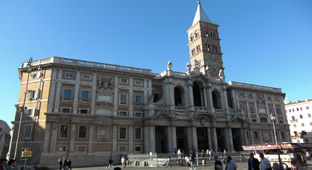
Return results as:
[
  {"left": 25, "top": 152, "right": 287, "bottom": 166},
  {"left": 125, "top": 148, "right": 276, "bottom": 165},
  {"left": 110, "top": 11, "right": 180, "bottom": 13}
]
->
[{"left": 187, "top": 1, "right": 224, "bottom": 79}]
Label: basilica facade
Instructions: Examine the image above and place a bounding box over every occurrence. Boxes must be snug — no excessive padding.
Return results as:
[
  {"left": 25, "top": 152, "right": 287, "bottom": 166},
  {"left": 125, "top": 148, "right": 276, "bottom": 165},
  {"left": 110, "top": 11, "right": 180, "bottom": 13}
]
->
[{"left": 9, "top": 2, "right": 290, "bottom": 168}]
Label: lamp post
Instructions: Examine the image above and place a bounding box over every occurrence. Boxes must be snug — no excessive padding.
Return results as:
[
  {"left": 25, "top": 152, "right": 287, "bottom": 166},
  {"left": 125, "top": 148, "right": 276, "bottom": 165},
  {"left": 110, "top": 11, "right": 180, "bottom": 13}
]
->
[
  {"left": 270, "top": 112, "right": 283, "bottom": 170},
  {"left": 13, "top": 58, "right": 32, "bottom": 159}
]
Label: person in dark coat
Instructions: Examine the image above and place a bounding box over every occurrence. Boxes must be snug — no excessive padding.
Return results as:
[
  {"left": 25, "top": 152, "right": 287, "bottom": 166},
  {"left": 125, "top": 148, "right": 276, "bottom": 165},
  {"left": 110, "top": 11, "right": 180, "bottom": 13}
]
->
[
  {"left": 63, "top": 157, "right": 67, "bottom": 170},
  {"left": 214, "top": 156, "right": 223, "bottom": 170},
  {"left": 58, "top": 158, "right": 63, "bottom": 170},
  {"left": 67, "top": 159, "right": 72, "bottom": 170},
  {"left": 248, "top": 153, "right": 260, "bottom": 170},
  {"left": 108, "top": 158, "right": 113, "bottom": 168}
]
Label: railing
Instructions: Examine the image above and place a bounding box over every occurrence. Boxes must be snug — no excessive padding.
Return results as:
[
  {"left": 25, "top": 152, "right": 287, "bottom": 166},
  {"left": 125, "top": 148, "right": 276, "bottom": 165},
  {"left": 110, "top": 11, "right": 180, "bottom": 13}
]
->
[
  {"left": 228, "top": 81, "right": 282, "bottom": 93},
  {"left": 195, "top": 107, "right": 209, "bottom": 112},
  {"left": 21, "top": 56, "right": 152, "bottom": 75}
]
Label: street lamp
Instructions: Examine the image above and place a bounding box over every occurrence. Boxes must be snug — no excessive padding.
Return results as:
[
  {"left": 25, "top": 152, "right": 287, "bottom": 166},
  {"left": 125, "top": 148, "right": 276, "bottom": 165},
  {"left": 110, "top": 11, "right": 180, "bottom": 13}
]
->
[
  {"left": 13, "top": 58, "right": 32, "bottom": 159},
  {"left": 270, "top": 112, "right": 283, "bottom": 170}
]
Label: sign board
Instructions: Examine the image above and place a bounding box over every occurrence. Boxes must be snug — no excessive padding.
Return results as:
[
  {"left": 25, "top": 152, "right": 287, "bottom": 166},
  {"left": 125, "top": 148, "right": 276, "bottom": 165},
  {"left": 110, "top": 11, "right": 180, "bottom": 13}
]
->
[{"left": 22, "top": 149, "right": 32, "bottom": 157}]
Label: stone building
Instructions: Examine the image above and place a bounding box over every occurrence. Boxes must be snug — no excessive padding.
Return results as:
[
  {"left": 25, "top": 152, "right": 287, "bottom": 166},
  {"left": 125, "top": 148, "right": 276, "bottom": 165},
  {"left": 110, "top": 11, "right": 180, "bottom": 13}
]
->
[
  {"left": 285, "top": 99, "right": 312, "bottom": 143},
  {"left": 9, "top": 2, "right": 291, "bottom": 168}
]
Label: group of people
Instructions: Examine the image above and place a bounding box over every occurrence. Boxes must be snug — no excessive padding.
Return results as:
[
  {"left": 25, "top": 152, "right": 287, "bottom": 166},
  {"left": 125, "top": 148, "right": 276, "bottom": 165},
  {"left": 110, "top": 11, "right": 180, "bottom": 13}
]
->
[
  {"left": 248, "top": 153, "right": 272, "bottom": 170},
  {"left": 58, "top": 157, "right": 72, "bottom": 170},
  {"left": 0, "top": 158, "right": 16, "bottom": 170}
]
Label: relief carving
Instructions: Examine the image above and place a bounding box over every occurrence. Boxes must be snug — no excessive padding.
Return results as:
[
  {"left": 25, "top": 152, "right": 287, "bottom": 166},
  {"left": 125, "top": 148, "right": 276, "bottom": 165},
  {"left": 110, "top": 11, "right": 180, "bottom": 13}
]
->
[{"left": 97, "top": 76, "right": 114, "bottom": 93}]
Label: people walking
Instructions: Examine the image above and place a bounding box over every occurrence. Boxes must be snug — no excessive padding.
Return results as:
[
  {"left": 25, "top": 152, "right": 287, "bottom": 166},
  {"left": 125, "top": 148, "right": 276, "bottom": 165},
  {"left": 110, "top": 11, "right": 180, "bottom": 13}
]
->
[
  {"left": 225, "top": 156, "right": 238, "bottom": 170},
  {"left": 190, "top": 153, "right": 196, "bottom": 170},
  {"left": 63, "top": 157, "right": 67, "bottom": 170},
  {"left": 165, "top": 156, "right": 172, "bottom": 167},
  {"left": 214, "top": 156, "right": 223, "bottom": 170},
  {"left": 259, "top": 153, "right": 271, "bottom": 170},
  {"left": 248, "top": 153, "right": 260, "bottom": 170},
  {"left": 5, "top": 159, "right": 16, "bottom": 170},
  {"left": 58, "top": 158, "right": 63, "bottom": 170},
  {"left": 107, "top": 157, "right": 113, "bottom": 168},
  {"left": 67, "top": 159, "right": 72, "bottom": 170}
]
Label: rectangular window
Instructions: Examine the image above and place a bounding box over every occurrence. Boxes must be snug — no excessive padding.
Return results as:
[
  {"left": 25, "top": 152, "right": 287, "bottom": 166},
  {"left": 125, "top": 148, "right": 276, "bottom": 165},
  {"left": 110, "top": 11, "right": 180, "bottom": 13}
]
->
[
  {"left": 119, "top": 78, "right": 128, "bottom": 84},
  {"left": 26, "top": 108, "right": 35, "bottom": 117},
  {"left": 77, "top": 145, "right": 86, "bottom": 152},
  {"left": 118, "top": 111, "right": 128, "bottom": 117},
  {"left": 269, "top": 106, "right": 274, "bottom": 114},
  {"left": 281, "top": 132, "right": 286, "bottom": 140},
  {"left": 308, "top": 114, "right": 311, "bottom": 118},
  {"left": 64, "top": 89, "right": 72, "bottom": 99},
  {"left": 135, "top": 112, "right": 143, "bottom": 118},
  {"left": 63, "top": 72, "right": 76, "bottom": 79},
  {"left": 57, "top": 145, "right": 67, "bottom": 152},
  {"left": 59, "top": 125, "right": 68, "bottom": 139},
  {"left": 81, "top": 74, "right": 91, "bottom": 80},
  {"left": 306, "top": 106, "right": 310, "bottom": 110},
  {"left": 119, "top": 93, "right": 128, "bottom": 105},
  {"left": 24, "top": 125, "right": 32, "bottom": 139},
  {"left": 300, "top": 115, "right": 303, "bottom": 119},
  {"left": 294, "top": 124, "right": 296, "bottom": 127},
  {"left": 249, "top": 104, "right": 255, "bottom": 113},
  {"left": 31, "top": 72, "right": 42, "bottom": 79},
  {"left": 135, "top": 146, "right": 142, "bottom": 152},
  {"left": 134, "top": 80, "right": 142, "bottom": 86},
  {"left": 276, "top": 107, "right": 281, "bottom": 115},
  {"left": 78, "top": 126, "right": 87, "bottom": 139},
  {"left": 134, "top": 95, "right": 143, "bottom": 105},
  {"left": 301, "top": 123, "right": 305, "bottom": 127},
  {"left": 79, "top": 108, "right": 89, "bottom": 114},
  {"left": 291, "top": 116, "right": 295, "bottom": 120},
  {"left": 254, "top": 131, "right": 259, "bottom": 140},
  {"left": 61, "top": 107, "right": 72, "bottom": 113},
  {"left": 135, "top": 128, "right": 142, "bottom": 140},
  {"left": 27, "top": 89, "right": 39, "bottom": 100},
  {"left": 79, "top": 90, "right": 90, "bottom": 101},
  {"left": 119, "top": 127, "right": 127, "bottom": 139},
  {"left": 119, "top": 146, "right": 126, "bottom": 152}
]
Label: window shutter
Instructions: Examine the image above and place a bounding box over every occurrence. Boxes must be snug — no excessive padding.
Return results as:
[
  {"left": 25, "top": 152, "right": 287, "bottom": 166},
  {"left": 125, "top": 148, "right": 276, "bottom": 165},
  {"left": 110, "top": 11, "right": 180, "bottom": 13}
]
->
[{"left": 61, "top": 88, "right": 64, "bottom": 98}]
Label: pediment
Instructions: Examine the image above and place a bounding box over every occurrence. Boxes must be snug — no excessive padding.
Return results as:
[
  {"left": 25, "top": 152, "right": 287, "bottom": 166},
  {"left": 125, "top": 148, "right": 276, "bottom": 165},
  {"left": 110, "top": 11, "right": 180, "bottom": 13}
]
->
[{"left": 151, "top": 112, "right": 178, "bottom": 121}]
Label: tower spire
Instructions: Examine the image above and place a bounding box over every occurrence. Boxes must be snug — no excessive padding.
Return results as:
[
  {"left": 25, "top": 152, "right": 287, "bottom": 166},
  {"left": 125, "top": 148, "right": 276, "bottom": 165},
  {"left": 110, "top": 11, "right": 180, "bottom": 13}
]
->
[{"left": 192, "top": 1, "right": 212, "bottom": 26}]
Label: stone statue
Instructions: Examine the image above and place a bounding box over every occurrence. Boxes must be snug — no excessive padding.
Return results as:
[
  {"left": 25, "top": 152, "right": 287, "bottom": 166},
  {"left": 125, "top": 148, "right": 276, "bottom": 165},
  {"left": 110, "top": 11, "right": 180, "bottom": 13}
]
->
[
  {"left": 167, "top": 60, "right": 172, "bottom": 71},
  {"left": 218, "top": 68, "right": 224, "bottom": 80},
  {"left": 148, "top": 94, "right": 154, "bottom": 104},
  {"left": 186, "top": 62, "right": 191, "bottom": 73},
  {"left": 205, "top": 65, "right": 210, "bottom": 77}
]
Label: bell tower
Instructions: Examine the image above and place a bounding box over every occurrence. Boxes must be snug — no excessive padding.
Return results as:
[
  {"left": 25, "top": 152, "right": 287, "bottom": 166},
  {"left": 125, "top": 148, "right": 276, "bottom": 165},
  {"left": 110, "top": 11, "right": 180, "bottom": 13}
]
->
[{"left": 187, "top": 1, "right": 224, "bottom": 79}]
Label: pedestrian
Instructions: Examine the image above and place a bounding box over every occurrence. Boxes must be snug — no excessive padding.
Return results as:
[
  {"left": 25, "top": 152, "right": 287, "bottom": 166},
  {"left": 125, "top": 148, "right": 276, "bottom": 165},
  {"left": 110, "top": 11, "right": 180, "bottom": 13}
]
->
[
  {"left": 121, "top": 156, "right": 125, "bottom": 169},
  {"left": 208, "top": 149, "right": 212, "bottom": 160},
  {"left": 185, "top": 155, "right": 189, "bottom": 167},
  {"left": 58, "top": 158, "right": 63, "bottom": 170},
  {"left": 165, "top": 156, "right": 172, "bottom": 167},
  {"left": 259, "top": 153, "right": 271, "bottom": 170},
  {"left": 67, "top": 159, "right": 72, "bottom": 170},
  {"left": 214, "top": 156, "right": 223, "bottom": 170},
  {"left": 190, "top": 153, "right": 196, "bottom": 170},
  {"left": 0, "top": 158, "right": 7, "bottom": 170},
  {"left": 5, "top": 159, "right": 16, "bottom": 170},
  {"left": 177, "top": 149, "right": 182, "bottom": 166},
  {"left": 63, "top": 157, "right": 67, "bottom": 170},
  {"left": 107, "top": 157, "right": 113, "bottom": 168},
  {"left": 225, "top": 156, "right": 237, "bottom": 170},
  {"left": 248, "top": 153, "right": 260, "bottom": 170}
]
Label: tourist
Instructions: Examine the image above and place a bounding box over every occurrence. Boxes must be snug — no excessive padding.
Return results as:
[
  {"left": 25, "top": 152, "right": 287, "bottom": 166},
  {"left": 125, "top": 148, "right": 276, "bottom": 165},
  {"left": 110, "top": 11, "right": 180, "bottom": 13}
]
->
[
  {"left": 121, "top": 156, "right": 126, "bottom": 169},
  {"left": 248, "top": 153, "right": 260, "bottom": 170},
  {"left": 259, "top": 153, "right": 271, "bottom": 170},
  {"left": 0, "top": 158, "right": 7, "bottom": 170},
  {"left": 165, "top": 156, "right": 172, "bottom": 167},
  {"left": 108, "top": 157, "right": 113, "bottom": 168},
  {"left": 214, "top": 156, "right": 223, "bottom": 170},
  {"left": 6, "top": 159, "right": 15, "bottom": 170},
  {"left": 185, "top": 155, "right": 189, "bottom": 167},
  {"left": 58, "top": 158, "right": 62, "bottom": 170},
  {"left": 225, "top": 156, "right": 237, "bottom": 170},
  {"left": 63, "top": 157, "right": 67, "bottom": 170},
  {"left": 190, "top": 153, "right": 196, "bottom": 170},
  {"left": 67, "top": 159, "right": 72, "bottom": 170}
]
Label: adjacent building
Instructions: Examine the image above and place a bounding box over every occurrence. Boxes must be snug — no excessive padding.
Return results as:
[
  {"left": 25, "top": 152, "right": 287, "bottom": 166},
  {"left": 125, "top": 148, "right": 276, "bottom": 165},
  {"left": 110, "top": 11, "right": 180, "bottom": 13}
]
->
[
  {"left": 8, "top": 2, "right": 291, "bottom": 168},
  {"left": 285, "top": 99, "right": 312, "bottom": 143}
]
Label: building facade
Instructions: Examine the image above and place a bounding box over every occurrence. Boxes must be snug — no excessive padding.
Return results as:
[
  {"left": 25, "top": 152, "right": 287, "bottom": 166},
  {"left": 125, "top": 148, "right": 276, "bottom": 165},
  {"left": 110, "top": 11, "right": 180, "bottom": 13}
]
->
[
  {"left": 285, "top": 99, "right": 312, "bottom": 143},
  {"left": 9, "top": 2, "right": 291, "bottom": 168}
]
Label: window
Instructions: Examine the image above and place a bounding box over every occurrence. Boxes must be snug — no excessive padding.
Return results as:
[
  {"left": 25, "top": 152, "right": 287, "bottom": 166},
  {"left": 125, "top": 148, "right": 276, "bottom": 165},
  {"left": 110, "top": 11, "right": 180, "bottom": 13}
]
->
[
  {"left": 120, "top": 78, "right": 128, "bottom": 84},
  {"left": 135, "top": 112, "right": 143, "bottom": 118},
  {"left": 308, "top": 114, "right": 311, "bottom": 118},
  {"left": 306, "top": 106, "right": 310, "bottom": 110},
  {"left": 291, "top": 116, "right": 295, "bottom": 120},
  {"left": 27, "top": 89, "right": 39, "bottom": 100},
  {"left": 31, "top": 72, "right": 42, "bottom": 78},
  {"left": 79, "top": 90, "right": 90, "bottom": 101},
  {"left": 24, "top": 125, "right": 32, "bottom": 139},
  {"left": 297, "top": 108, "right": 299, "bottom": 111},
  {"left": 119, "top": 127, "right": 127, "bottom": 139},
  {"left": 62, "top": 89, "right": 72, "bottom": 100},
  {"left": 134, "top": 80, "right": 142, "bottom": 86},
  {"left": 292, "top": 109, "right": 294, "bottom": 112},
  {"left": 119, "top": 93, "right": 128, "bottom": 105},
  {"left": 57, "top": 145, "right": 67, "bottom": 152},
  {"left": 293, "top": 124, "right": 296, "bottom": 127},
  {"left": 310, "top": 122, "right": 312, "bottom": 126},
  {"left": 276, "top": 107, "right": 281, "bottom": 115},
  {"left": 119, "top": 146, "right": 126, "bottom": 152},
  {"left": 61, "top": 107, "right": 72, "bottom": 113},
  {"left": 63, "top": 72, "right": 76, "bottom": 79},
  {"left": 249, "top": 104, "right": 255, "bottom": 113},
  {"left": 301, "top": 123, "right": 305, "bottom": 127},
  {"left": 300, "top": 115, "right": 303, "bottom": 119},
  {"left": 26, "top": 108, "right": 35, "bottom": 117},
  {"left": 300, "top": 107, "right": 302, "bottom": 111},
  {"left": 269, "top": 106, "right": 274, "bottom": 114},
  {"left": 254, "top": 131, "right": 259, "bottom": 140},
  {"left": 77, "top": 145, "right": 86, "bottom": 152},
  {"left": 134, "top": 128, "right": 142, "bottom": 140},
  {"left": 59, "top": 125, "right": 68, "bottom": 138},
  {"left": 294, "top": 131, "right": 298, "bottom": 136},
  {"left": 79, "top": 108, "right": 89, "bottom": 114},
  {"left": 78, "top": 126, "right": 87, "bottom": 139},
  {"left": 81, "top": 74, "right": 91, "bottom": 80},
  {"left": 118, "top": 111, "right": 128, "bottom": 117},
  {"left": 134, "top": 146, "right": 142, "bottom": 152},
  {"left": 289, "top": 109, "right": 291, "bottom": 112},
  {"left": 134, "top": 95, "right": 143, "bottom": 105}
]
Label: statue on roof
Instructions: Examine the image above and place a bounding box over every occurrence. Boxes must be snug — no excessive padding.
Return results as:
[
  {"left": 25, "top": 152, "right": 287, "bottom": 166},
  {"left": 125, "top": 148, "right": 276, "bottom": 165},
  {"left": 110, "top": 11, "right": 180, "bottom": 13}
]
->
[
  {"left": 218, "top": 68, "right": 224, "bottom": 80},
  {"left": 186, "top": 62, "right": 191, "bottom": 74},
  {"left": 167, "top": 60, "right": 172, "bottom": 71}
]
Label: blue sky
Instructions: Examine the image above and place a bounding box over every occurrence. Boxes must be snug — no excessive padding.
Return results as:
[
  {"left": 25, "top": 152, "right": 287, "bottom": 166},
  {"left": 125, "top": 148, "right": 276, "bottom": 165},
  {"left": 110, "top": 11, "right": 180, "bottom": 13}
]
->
[{"left": 0, "top": 0, "right": 311, "bottom": 128}]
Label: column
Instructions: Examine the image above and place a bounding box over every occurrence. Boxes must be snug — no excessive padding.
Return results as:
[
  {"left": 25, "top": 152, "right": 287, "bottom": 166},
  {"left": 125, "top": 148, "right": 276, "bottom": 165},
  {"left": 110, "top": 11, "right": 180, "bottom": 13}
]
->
[
  {"left": 231, "top": 90, "right": 237, "bottom": 111},
  {"left": 203, "top": 88, "right": 208, "bottom": 107},
  {"left": 167, "top": 127, "right": 173, "bottom": 153},
  {"left": 187, "top": 127, "right": 193, "bottom": 152},
  {"left": 50, "top": 124, "right": 57, "bottom": 152},
  {"left": 172, "top": 126, "right": 177, "bottom": 153},
  {"left": 144, "top": 126, "right": 150, "bottom": 153},
  {"left": 150, "top": 126, "right": 156, "bottom": 152},
  {"left": 113, "top": 76, "right": 118, "bottom": 116},
  {"left": 90, "top": 73, "right": 97, "bottom": 115},
  {"left": 144, "top": 79, "right": 148, "bottom": 105},
  {"left": 222, "top": 85, "right": 229, "bottom": 113},
  {"left": 88, "top": 125, "right": 94, "bottom": 153},
  {"left": 192, "top": 127, "right": 198, "bottom": 152},
  {"left": 240, "top": 128, "right": 246, "bottom": 146},
  {"left": 112, "top": 125, "right": 117, "bottom": 152},
  {"left": 207, "top": 86, "right": 215, "bottom": 112},
  {"left": 129, "top": 78, "right": 133, "bottom": 117},
  {"left": 250, "top": 130, "right": 254, "bottom": 144},
  {"left": 188, "top": 80, "right": 194, "bottom": 111},
  {"left": 207, "top": 127, "right": 212, "bottom": 149},
  {"left": 129, "top": 126, "right": 134, "bottom": 152},
  {"left": 227, "top": 128, "right": 234, "bottom": 152},
  {"left": 169, "top": 78, "right": 174, "bottom": 108},
  {"left": 259, "top": 130, "right": 263, "bottom": 144},
  {"left": 211, "top": 127, "right": 218, "bottom": 151},
  {"left": 47, "top": 70, "right": 57, "bottom": 112},
  {"left": 73, "top": 71, "right": 80, "bottom": 114},
  {"left": 69, "top": 124, "right": 76, "bottom": 152},
  {"left": 43, "top": 123, "right": 51, "bottom": 153}
]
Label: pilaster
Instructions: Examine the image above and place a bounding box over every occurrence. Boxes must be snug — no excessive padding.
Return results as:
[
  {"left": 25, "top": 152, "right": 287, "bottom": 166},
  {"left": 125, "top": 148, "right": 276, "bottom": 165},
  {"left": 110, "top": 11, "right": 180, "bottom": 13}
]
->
[
  {"left": 43, "top": 123, "right": 51, "bottom": 153},
  {"left": 129, "top": 78, "right": 133, "bottom": 117},
  {"left": 192, "top": 127, "right": 198, "bottom": 152},
  {"left": 207, "top": 127, "right": 212, "bottom": 149},
  {"left": 144, "top": 126, "right": 150, "bottom": 153},
  {"left": 129, "top": 126, "right": 133, "bottom": 152},
  {"left": 48, "top": 69, "right": 57, "bottom": 112},
  {"left": 90, "top": 73, "right": 97, "bottom": 115},
  {"left": 150, "top": 126, "right": 156, "bottom": 152},
  {"left": 211, "top": 127, "right": 218, "bottom": 151},
  {"left": 50, "top": 124, "right": 57, "bottom": 152},
  {"left": 69, "top": 124, "right": 76, "bottom": 152},
  {"left": 73, "top": 71, "right": 80, "bottom": 114},
  {"left": 113, "top": 125, "right": 117, "bottom": 152},
  {"left": 113, "top": 75, "right": 118, "bottom": 116},
  {"left": 88, "top": 125, "right": 94, "bottom": 153}
]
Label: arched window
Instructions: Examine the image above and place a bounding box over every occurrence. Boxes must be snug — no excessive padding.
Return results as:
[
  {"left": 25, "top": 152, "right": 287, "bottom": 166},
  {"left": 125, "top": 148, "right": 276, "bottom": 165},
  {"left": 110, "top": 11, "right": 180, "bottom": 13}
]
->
[
  {"left": 193, "top": 81, "right": 203, "bottom": 106},
  {"left": 174, "top": 86, "right": 184, "bottom": 106},
  {"left": 212, "top": 90, "right": 222, "bottom": 109}
]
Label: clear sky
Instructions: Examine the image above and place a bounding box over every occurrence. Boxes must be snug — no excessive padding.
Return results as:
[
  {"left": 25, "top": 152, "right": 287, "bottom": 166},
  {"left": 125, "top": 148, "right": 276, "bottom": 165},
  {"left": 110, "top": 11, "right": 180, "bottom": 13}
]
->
[{"left": 0, "top": 0, "right": 311, "bottom": 128}]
